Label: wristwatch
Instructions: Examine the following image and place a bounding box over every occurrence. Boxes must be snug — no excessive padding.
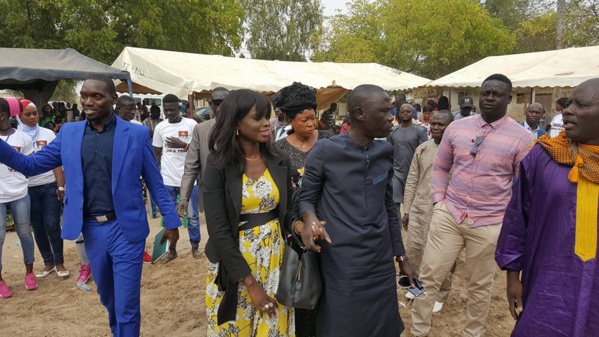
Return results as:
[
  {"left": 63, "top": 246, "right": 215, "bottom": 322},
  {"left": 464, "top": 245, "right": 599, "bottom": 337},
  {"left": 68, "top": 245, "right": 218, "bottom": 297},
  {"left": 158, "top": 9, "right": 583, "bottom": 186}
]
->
[
  {"left": 57, "top": 186, "right": 65, "bottom": 192},
  {"left": 396, "top": 255, "right": 409, "bottom": 263}
]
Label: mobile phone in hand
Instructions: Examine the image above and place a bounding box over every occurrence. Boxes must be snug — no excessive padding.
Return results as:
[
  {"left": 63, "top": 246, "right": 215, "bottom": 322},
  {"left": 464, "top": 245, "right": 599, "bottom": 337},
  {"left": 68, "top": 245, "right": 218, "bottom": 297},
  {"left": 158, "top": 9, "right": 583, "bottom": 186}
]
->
[{"left": 398, "top": 276, "right": 426, "bottom": 298}]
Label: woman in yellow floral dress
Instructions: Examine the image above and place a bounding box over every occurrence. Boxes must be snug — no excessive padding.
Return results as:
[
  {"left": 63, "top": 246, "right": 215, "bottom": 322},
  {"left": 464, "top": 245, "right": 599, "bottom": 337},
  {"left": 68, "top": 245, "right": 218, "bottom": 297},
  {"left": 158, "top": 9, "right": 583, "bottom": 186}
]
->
[{"left": 202, "top": 89, "right": 297, "bottom": 337}]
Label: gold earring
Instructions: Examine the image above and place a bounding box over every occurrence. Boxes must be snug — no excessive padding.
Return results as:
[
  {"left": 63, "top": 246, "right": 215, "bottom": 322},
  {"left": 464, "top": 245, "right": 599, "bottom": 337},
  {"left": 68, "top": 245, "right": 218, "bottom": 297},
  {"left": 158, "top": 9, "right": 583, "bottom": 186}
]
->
[{"left": 236, "top": 129, "right": 239, "bottom": 136}]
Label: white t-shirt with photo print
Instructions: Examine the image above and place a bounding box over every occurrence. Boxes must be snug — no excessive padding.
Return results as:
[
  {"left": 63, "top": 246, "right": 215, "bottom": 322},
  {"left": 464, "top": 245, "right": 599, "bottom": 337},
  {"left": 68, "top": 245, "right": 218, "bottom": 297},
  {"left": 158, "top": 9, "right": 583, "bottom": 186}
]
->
[
  {"left": 152, "top": 117, "right": 197, "bottom": 187},
  {"left": 27, "top": 127, "right": 58, "bottom": 187},
  {"left": 0, "top": 129, "right": 33, "bottom": 203}
]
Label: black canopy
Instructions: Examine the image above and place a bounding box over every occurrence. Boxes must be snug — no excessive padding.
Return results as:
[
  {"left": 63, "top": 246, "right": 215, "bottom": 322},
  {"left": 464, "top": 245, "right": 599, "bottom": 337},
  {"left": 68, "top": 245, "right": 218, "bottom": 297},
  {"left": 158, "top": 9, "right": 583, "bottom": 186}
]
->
[{"left": 0, "top": 47, "right": 131, "bottom": 107}]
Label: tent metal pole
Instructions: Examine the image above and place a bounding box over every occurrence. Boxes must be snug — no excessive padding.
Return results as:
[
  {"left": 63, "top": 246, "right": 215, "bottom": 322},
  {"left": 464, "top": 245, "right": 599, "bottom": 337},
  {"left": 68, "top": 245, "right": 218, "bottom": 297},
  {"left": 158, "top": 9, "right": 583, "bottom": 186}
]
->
[
  {"left": 127, "top": 79, "right": 133, "bottom": 96},
  {"left": 188, "top": 93, "right": 194, "bottom": 118}
]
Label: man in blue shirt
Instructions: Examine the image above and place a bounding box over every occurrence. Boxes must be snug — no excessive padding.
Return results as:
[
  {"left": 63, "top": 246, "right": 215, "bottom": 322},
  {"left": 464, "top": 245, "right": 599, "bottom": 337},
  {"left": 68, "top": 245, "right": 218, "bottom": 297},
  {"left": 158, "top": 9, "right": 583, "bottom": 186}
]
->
[
  {"left": 0, "top": 77, "right": 181, "bottom": 337},
  {"left": 520, "top": 103, "right": 547, "bottom": 139}
]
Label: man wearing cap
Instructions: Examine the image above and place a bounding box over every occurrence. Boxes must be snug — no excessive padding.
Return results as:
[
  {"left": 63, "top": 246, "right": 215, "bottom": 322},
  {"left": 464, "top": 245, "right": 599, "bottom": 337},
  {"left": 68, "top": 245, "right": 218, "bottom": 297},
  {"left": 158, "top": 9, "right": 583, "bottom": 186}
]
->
[{"left": 453, "top": 96, "right": 477, "bottom": 120}]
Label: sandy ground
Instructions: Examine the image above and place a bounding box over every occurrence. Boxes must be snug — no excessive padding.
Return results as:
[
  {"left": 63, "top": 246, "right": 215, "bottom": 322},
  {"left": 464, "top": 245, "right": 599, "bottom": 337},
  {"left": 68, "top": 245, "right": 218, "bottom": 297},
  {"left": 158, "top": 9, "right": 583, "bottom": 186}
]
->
[{"left": 0, "top": 210, "right": 516, "bottom": 337}]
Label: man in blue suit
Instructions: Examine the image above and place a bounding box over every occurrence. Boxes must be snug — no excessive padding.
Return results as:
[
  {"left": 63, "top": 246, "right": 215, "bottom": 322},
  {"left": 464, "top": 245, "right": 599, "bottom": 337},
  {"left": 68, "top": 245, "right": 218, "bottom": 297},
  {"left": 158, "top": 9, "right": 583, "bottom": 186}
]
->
[
  {"left": 0, "top": 77, "right": 181, "bottom": 337},
  {"left": 520, "top": 102, "right": 547, "bottom": 139}
]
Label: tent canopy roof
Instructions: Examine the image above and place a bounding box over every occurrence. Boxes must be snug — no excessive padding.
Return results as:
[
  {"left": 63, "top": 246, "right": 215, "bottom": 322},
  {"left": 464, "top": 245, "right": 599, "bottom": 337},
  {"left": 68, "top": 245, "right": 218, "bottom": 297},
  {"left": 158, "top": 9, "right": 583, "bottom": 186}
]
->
[
  {"left": 111, "top": 47, "right": 430, "bottom": 101},
  {"left": 0, "top": 48, "right": 130, "bottom": 90},
  {"left": 423, "top": 45, "right": 599, "bottom": 89},
  {"left": 0, "top": 47, "right": 130, "bottom": 108}
]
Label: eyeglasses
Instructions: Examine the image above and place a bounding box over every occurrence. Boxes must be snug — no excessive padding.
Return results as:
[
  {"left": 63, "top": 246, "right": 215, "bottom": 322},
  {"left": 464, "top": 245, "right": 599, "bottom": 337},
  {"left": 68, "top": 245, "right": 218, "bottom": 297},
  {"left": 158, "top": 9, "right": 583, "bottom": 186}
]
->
[
  {"left": 470, "top": 135, "right": 484, "bottom": 156},
  {"left": 209, "top": 99, "right": 223, "bottom": 107}
]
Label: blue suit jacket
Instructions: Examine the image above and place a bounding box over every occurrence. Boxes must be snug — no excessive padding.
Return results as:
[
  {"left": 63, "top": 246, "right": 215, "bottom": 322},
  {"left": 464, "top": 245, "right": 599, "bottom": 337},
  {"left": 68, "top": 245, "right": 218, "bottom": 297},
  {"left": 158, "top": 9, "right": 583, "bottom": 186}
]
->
[
  {"left": 0, "top": 115, "right": 181, "bottom": 243},
  {"left": 520, "top": 121, "right": 547, "bottom": 139}
]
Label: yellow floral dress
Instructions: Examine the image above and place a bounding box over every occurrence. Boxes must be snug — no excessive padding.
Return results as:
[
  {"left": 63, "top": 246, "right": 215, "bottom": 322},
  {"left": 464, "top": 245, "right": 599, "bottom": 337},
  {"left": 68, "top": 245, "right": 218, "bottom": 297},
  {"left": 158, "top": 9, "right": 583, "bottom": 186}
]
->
[{"left": 206, "top": 169, "right": 295, "bottom": 337}]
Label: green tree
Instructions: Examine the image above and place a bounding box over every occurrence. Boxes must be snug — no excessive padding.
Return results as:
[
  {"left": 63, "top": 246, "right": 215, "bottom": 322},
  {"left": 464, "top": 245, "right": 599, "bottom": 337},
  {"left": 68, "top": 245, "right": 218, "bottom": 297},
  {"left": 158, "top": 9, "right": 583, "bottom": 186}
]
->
[
  {"left": 313, "top": 0, "right": 515, "bottom": 79},
  {"left": 563, "top": 0, "right": 599, "bottom": 47},
  {"left": 514, "top": 12, "right": 557, "bottom": 52},
  {"left": 50, "top": 80, "right": 78, "bottom": 103},
  {"left": 240, "top": 0, "right": 323, "bottom": 61},
  {"left": 512, "top": 0, "right": 598, "bottom": 53},
  {"left": 483, "top": 0, "right": 530, "bottom": 30},
  {"left": 0, "top": 0, "right": 244, "bottom": 65},
  {"left": 314, "top": 0, "right": 383, "bottom": 63}
]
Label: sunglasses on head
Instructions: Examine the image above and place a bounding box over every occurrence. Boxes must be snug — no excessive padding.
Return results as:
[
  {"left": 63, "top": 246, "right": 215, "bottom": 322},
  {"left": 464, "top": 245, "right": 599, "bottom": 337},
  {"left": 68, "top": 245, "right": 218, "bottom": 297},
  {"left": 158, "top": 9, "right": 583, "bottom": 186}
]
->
[{"left": 470, "top": 135, "right": 484, "bottom": 157}]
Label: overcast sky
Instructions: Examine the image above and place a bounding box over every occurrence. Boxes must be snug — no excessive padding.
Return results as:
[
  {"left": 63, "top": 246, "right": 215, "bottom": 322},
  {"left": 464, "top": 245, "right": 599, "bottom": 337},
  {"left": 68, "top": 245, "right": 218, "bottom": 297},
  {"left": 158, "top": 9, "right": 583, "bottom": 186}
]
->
[{"left": 321, "top": 0, "right": 349, "bottom": 16}]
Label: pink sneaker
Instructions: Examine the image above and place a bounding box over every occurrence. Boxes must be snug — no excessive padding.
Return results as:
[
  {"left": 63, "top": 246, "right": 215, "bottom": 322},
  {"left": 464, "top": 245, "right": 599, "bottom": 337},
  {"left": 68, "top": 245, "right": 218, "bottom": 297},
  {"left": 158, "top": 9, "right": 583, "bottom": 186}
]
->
[
  {"left": 0, "top": 280, "right": 12, "bottom": 298},
  {"left": 77, "top": 263, "right": 92, "bottom": 284},
  {"left": 24, "top": 273, "right": 38, "bottom": 291}
]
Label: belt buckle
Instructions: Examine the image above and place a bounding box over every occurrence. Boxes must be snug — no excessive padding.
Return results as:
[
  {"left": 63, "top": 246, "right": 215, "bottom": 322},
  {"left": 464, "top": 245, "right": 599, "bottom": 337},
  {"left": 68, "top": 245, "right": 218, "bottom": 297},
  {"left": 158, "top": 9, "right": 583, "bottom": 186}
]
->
[{"left": 97, "top": 215, "right": 108, "bottom": 222}]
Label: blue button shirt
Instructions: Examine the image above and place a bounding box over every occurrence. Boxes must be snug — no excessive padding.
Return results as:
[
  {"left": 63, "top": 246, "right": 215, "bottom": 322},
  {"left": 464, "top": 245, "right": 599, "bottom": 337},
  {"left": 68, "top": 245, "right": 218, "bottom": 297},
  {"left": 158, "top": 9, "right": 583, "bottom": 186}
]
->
[{"left": 81, "top": 114, "right": 116, "bottom": 215}]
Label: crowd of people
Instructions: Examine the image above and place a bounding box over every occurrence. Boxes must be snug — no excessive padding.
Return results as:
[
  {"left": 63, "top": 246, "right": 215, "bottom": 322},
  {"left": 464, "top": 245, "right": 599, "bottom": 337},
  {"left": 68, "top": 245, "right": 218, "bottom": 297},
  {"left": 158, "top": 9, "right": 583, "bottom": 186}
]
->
[{"left": 0, "top": 73, "right": 597, "bottom": 337}]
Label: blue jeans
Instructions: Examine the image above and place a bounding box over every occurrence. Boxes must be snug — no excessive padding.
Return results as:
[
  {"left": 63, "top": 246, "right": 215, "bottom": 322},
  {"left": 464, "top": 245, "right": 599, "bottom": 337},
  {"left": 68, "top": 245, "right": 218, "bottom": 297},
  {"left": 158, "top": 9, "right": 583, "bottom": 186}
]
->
[
  {"left": 82, "top": 219, "right": 144, "bottom": 337},
  {"left": 29, "top": 182, "right": 64, "bottom": 266},
  {"left": 0, "top": 194, "right": 36, "bottom": 271},
  {"left": 150, "top": 193, "right": 158, "bottom": 218},
  {"left": 142, "top": 179, "right": 158, "bottom": 218},
  {"left": 165, "top": 185, "right": 200, "bottom": 248}
]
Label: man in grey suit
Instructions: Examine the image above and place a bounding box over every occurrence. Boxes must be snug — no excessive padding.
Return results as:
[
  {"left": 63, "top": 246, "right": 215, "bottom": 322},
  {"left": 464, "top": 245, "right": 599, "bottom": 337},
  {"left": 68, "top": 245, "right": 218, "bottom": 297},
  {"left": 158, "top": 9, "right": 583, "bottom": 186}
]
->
[{"left": 178, "top": 87, "right": 230, "bottom": 218}]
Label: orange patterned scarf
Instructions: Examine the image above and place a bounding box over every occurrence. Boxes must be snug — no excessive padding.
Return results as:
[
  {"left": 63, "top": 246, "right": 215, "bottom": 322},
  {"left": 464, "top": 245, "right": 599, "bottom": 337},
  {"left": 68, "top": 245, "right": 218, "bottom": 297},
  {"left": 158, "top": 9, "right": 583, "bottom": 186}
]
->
[
  {"left": 537, "top": 131, "right": 599, "bottom": 261},
  {"left": 537, "top": 131, "right": 599, "bottom": 184}
]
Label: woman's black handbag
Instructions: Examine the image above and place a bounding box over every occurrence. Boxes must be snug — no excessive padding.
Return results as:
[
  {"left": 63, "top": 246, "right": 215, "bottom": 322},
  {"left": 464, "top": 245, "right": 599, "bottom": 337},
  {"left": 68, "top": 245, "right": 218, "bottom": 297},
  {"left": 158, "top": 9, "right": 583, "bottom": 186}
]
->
[{"left": 275, "top": 230, "right": 322, "bottom": 310}]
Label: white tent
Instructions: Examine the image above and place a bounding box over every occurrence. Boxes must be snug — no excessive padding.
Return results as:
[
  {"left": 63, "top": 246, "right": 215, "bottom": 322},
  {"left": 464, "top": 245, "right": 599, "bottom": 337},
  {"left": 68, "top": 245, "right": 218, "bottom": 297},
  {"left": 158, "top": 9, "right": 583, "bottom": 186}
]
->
[
  {"left": 424, "top": 45, "right": 599, "bottom": 89},
  {"left": 111, "top": 47, "right": 430, "bottom": 108}
]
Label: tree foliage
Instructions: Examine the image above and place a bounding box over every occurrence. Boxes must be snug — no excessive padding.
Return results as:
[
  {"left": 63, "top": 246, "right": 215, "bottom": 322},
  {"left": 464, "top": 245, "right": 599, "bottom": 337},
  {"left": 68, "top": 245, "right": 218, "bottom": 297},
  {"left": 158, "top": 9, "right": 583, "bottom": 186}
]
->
[
  {"left": 50, "top": 80, "right": 78, "bottom": 103},
  {"left": 512, "top": 0, "right": 598, "bottom": 52},
  {"left": 313, "top": 0, "right": 515, "bottom": 79},
  {"left": 514, "top": 12, "right": 557, "bottom": 53},
  {"left": 240, "top": 0, "right": 323, "bottom": 61},
  {"left": 314, "top": 0, "right": 382, "bottom": 64},
  {"left": 483, "top": 0, "right": 530, "bottom": 29},
  {"left": 0, "top": 0, "right": 244, "bottom": 64},
  {"left": 562, "top": 0, "right": 599, "bottom": 47}
]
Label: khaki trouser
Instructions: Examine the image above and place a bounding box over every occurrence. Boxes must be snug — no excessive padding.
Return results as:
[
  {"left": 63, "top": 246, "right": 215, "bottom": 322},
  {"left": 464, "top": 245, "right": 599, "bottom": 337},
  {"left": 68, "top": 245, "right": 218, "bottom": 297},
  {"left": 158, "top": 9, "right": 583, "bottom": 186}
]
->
[
  {"left": 400, "top": 203, "right": 455, "bottom": 303},
  {"left": 411, "top": 201, "right": 501, "bottom": 337},
  {"left": 407, "top": 212, "right": 455, "bottom": 304}
]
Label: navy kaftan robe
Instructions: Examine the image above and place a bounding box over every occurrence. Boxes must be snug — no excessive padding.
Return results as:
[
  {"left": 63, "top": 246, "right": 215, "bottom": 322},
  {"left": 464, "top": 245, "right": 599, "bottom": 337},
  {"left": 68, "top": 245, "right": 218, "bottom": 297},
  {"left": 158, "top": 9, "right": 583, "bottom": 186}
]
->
[{"left": 298, "top": 134, "right": 406, "bottom": 337}]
